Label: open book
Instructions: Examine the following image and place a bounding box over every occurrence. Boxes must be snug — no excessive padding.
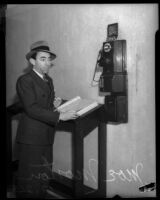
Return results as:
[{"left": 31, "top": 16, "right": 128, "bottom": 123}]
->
[{"left": 57, "top": 96, "right": 99, "bottom": 116}]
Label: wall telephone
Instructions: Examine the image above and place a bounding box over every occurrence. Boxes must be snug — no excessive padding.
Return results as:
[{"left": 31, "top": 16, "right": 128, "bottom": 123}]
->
[{"left": 97, "top": 23, "right": 128, "bottom": 123}]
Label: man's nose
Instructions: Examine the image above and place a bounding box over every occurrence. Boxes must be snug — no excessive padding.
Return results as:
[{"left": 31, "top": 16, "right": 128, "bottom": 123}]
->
[{"left": 46, "top": 60, "right": 51, "bottom": 66}]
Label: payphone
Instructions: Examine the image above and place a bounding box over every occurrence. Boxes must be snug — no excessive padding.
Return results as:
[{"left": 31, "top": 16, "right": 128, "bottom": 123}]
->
[{"left": 96, "top": 23, "right": 128, "bottom": 123}]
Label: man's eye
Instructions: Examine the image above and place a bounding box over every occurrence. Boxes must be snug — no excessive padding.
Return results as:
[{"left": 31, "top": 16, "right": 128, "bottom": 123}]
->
[{"left": 40, "top": 58, "right": 51, "bottom": 62}]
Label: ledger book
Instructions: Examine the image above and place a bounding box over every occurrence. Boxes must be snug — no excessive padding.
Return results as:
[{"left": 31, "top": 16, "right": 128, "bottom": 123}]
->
[{"left": 57, "top": 96, "right": 99, "bottom": 116}]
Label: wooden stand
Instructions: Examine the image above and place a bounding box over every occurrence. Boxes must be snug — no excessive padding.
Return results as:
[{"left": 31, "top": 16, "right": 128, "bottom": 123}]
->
[{"left": 50, "top": 105, "right": 107, "bottom": 198}]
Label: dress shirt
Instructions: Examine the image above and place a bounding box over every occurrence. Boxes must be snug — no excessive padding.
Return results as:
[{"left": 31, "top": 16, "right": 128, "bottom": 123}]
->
[{"left": 33, "top": 68, "right": 44, "bottom": 80}]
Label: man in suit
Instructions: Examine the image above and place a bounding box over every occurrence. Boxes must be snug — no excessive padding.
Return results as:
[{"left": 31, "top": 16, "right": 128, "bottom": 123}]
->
[{"left": 15, "top": 40, "right": 78, "bottom": 198}]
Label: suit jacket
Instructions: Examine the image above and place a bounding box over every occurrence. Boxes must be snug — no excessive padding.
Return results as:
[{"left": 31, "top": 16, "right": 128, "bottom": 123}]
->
[{"left": 16, "top": 69, "right": 60, "bottom": 145}]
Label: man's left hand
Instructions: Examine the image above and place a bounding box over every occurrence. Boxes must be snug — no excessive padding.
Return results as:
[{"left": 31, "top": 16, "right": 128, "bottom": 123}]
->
[{"left": 53, "top": 97, "right": 62, "bottom": 108}]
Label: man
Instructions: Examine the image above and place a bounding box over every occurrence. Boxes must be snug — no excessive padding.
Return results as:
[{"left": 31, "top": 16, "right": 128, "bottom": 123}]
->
[{"left": 15, "top": 40, "right": 78, "bottom": 198}]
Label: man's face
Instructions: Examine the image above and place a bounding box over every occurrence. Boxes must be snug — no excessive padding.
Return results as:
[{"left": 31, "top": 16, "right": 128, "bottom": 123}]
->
[{"left": 31, "top": 51, "right": 54, "bottom": 75}]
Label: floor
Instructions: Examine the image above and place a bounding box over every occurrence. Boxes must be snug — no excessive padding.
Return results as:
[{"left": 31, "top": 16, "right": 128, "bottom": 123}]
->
[{"left": 7, "top": 164, "right": 70, "bottom": 199}]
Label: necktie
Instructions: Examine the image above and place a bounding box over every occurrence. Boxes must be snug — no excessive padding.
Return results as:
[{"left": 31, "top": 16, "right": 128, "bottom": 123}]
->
[
  {"left": 43, "top": 74, "right": 51, "bottom": 90},
  {"left": 43, "top": 74, "right": 49, "bottom": 82}
]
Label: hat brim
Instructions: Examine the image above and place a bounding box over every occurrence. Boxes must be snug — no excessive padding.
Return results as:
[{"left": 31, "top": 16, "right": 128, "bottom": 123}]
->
[{"left": 26, "top": 49, "right": 56, "bottom": 60}]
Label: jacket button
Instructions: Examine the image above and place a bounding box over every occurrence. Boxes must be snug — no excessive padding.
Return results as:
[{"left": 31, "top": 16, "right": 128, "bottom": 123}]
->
[{"left": 42, "top": 94, "right": 45, "bottom": 97}]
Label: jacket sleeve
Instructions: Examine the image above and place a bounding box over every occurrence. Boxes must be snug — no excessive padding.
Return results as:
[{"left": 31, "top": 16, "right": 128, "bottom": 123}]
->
[{"left": 16, "top": 76, "right": 60, "bottom": 126}]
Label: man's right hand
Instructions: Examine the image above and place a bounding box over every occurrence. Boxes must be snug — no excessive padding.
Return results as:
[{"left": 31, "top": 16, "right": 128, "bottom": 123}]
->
[{"left": 59, "top": 110, "right": 78, "bottom": 121}]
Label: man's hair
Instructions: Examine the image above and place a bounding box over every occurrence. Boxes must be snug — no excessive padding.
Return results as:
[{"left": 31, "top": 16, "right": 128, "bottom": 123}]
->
[{"left": 30, "top": 52, "right": 37, "bottom": 60}]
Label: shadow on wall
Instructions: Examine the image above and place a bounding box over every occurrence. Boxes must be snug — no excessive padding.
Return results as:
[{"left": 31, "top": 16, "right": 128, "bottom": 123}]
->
[{"left": 23, "top": 62, "right": 33, "bottom": 74}]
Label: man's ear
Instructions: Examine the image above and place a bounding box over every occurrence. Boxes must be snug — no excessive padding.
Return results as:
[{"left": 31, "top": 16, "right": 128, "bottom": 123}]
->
[{"left": 29, "top": 58, "right": 35, "bottom": 66}]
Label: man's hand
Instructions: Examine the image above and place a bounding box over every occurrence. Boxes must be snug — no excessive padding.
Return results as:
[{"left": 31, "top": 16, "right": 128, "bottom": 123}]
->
[
  {"left": 59, "top": 110, "right": 78, "bottom": 121},
  {"left": 53, "top": 97, "right": 62, "bottom": 108}
]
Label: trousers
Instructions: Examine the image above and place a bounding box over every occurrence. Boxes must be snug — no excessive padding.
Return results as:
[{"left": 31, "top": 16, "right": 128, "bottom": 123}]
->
[{"left": 16, "top": 143, "right": 53, "bottom": 198}]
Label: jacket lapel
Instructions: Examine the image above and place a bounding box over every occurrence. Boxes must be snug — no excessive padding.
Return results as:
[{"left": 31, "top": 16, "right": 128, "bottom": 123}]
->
[
  {"left": 45, "top": 73, "right": 55, "bottom": 103},
  {"left": 45, "top": 74, "right": 54, "bottom": 91},
  {"left": 30, "top": 70, "right": 50, "bottom": 93}
]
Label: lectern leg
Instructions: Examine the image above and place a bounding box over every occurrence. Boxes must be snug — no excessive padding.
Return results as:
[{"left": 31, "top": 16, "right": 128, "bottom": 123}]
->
[
  {"left": 98, "top": 122, "right": 107, "bottom": 197},
  {"left": 72, "top": 124, "right": 84, "bottom": 198}
]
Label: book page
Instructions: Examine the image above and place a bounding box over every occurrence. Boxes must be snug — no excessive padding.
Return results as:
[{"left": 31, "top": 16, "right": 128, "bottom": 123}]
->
[
  {"left": 77, "top": 101, "right": 99, "bottom": 116},
  {"left": 57, "top": 96, "right": 81, "bottom": 112},
  {"left": 57, "top": 96, "right": 99, "bottom": 115}
]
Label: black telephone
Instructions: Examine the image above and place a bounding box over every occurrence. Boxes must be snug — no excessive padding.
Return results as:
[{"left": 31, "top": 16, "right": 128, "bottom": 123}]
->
[
  {"left": 98, "top": 40, "right": 127, "bottom": 94},
  {"left": 97, "top": 26, "right": 128, "bottom": 123}
]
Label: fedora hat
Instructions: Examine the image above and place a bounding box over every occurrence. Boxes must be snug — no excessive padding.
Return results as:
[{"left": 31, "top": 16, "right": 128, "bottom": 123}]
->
[{"left": 26, "top": 40, "right": 56, "bottom": 60}]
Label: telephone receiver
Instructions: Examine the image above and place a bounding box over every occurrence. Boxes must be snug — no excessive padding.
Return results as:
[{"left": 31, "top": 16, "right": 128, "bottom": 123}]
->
[
  {"left": 91, "top": 48, "right": 104, "bottom": 85},
  {"left": 97, "top": 47, "right": 104, "bottom": 65}
]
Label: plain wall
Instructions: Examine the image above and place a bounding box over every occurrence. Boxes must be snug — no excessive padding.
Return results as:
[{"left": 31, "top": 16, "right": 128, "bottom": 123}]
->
[{"left": 6, "top": 4, "right": 158, "bottom": 197}]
